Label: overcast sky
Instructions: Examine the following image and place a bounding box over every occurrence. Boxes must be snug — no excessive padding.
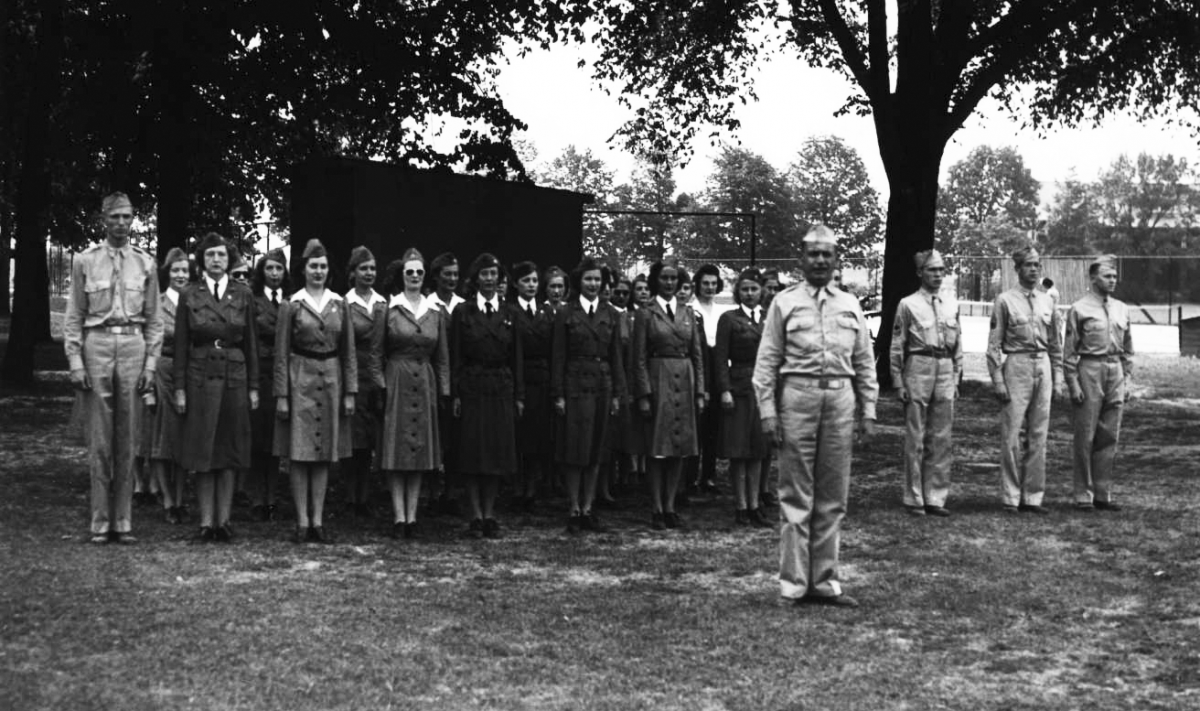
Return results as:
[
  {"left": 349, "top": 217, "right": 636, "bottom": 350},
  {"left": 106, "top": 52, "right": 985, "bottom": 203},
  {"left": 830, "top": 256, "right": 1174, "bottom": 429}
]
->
[{"left": 494, "top": 42, "right": 1200, "bottom": 209}]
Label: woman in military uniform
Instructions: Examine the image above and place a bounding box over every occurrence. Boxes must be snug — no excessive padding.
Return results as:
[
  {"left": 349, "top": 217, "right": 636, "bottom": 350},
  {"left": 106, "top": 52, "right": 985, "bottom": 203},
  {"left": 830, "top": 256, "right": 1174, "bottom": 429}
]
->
[
  {"left": 274, "top": 239, "right": 357, "bottom": 543},
  {"left": 174, "top": 233, "right": 260, "bottom": 543},
  {"left": 378, "top": 250, "right": 450, "bottom": 539},
  {"left": 248, "top": 248, "right": 289, "bottom": 521},
  {"left": 144, "top": 247, "right": 191, "bottom": 524},
  {"left": 631, "top": 261, "right": 706, "bottom": 530},
  {"left": 511, "top": 261, "right": 553, "bottom": 511},
  {"left": 342, "top": 246, "right": 386, "bottom": 518},
  {"left": 451, "top": 253, "right": 523, "bottom": 539},
  {"left": 714, "top": 268, "right": 770, "bottom": 527},
  {"left": 552, "top": 257, "right": 625, "bottom": 533}
]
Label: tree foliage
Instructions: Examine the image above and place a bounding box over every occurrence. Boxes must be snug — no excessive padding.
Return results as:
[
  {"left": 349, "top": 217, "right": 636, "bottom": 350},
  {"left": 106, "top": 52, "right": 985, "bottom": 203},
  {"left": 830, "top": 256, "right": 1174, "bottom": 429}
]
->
[
  {"left": 936, "top": 145, "right": 1040, "bottom": 255},
  {"left": 788, "top": 136, "right": 882, "bottom": 260}
]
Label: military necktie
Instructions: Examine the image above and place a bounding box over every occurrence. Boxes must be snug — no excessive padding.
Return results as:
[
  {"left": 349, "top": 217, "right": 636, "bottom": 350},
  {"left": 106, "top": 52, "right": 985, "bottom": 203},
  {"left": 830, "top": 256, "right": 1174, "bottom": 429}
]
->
[
  {"left": 666, "top": 303, "right": 674, "bottom": 321},
  {"left": 486, "top": 301, "right": 494, "bottom": 316},
  {"left": 527, "top": 303, "right": 534, "bottom": 319},
  {"left": 932, "top": 295, "right": 943, "bottom": 348},
  {"left": 271, "top": 289, "right": 279, "bottom": 305}
]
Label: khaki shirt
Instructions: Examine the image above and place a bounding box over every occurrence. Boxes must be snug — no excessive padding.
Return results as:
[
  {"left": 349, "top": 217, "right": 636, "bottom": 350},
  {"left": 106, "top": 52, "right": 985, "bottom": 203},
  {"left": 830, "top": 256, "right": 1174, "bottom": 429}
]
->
[
  {"left": 752, "top": 283, "right": 878, "bottom": 421},
  {"left": 63, "top": 242, "right": 163, "bottom": 372},
  {"left": 985, "top": 286, "right": 1063, "bottom": 387},
  {"left": 888, "top": 289, "right": 963, "bottom": 385},
  {"left": 1063, "top": 292, "right": 1134, "bottom": 389}
]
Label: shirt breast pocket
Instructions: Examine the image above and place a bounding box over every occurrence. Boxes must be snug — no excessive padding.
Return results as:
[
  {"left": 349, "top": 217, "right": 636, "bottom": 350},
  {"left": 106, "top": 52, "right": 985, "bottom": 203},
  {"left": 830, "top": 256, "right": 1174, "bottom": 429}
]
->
[
  {"left": 124, "top": 278, "right": 146, "bottom": 316},
  {"left": 941, "top": 317, "right": 959, "bottom": 347},
  {"left": 85, "top": 280, "right": 113, "bottom": 317},
  {"left": 835, "top": 312, "right": 860, "bottom": 352}
]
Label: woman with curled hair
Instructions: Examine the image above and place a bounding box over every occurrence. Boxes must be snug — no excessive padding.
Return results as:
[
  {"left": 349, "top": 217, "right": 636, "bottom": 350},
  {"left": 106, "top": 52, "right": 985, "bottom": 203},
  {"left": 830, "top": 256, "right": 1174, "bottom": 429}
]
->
[
  {"left": 143, "top": 247, "right": 192, "bottom": 524},
  {"left": 631, "top": 260, "right": 706, "bottom": 530},
  {"left": 342, "top": 246, "right": 386, "bottom": 518},
  {"left": 247, "top": 248, "right": 290, "bottom": 521},
  {"left": 714, "top": 268, "right": 771, "bottom": 527},
  {"left": 378, "top": 251, "right": 450, "bottom": 539},
  {"left": 174, "top": 233, "right": 260, "bottom": 542},
  {"left": 451, "top": 252, "right": 524, "bottom": 539},
  {"left": 552, "top": 257, "right": 625, "bottom": 533},
  {"left": 274, "top": 239, "right": 357, "bottom": 544}
]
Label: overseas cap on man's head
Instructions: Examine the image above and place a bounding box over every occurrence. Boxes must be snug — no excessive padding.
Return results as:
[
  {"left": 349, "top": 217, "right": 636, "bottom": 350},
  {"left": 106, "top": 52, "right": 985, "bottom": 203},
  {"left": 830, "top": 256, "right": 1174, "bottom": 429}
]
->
[
  {"left": 1091, "top": 254, "right": 1119, "bottom": 273},
  {"left": 914, "top": 249, "right": 945, "bottom": 270},
  {"left": 801, "top": 224, "right": 838, "bottom": 247},
  {"left": 1011, "top": 245, "right": 1040, "bottom": 266},
  {"left": 347, "top": 245, "right": 374, "bottom": 272},
  {"left": 102, "top": 192, "right": 133, "bottom": 214},
  {"left": 302, "top": 239, "right": 327, "bottom": 260}
]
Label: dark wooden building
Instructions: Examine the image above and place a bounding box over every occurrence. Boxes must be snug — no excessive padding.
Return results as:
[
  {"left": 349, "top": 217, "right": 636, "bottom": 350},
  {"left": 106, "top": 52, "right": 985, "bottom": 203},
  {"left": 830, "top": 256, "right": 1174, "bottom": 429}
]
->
[{"left": 290, "top": 157, "right": 592, "bottom": 288}]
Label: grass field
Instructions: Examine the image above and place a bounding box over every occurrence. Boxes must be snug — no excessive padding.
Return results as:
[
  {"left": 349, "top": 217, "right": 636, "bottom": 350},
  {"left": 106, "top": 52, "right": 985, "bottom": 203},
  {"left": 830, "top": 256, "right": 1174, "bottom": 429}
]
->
[{"left": 2, "top": 359, "right": 1199, "bottom": 710}]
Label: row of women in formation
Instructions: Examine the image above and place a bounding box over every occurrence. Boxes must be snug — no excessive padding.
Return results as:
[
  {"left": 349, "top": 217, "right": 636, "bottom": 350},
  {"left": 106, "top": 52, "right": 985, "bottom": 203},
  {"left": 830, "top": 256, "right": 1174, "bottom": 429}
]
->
[{"left": 142, "top": 233, "right": 783, "bottom": 543}]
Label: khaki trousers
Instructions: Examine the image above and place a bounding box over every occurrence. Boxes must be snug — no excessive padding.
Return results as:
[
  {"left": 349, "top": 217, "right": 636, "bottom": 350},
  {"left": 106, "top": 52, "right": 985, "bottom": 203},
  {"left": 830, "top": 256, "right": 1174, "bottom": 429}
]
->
[
  {"left": 1071, "top": 357, "right": 1125, "bottom": 504},
  {"left": 777, "top": 377, "right": 854, "bottom": 600},
  {"left": 999, "top": 353, "right": 1051, "bottom": 507},
  {"left": 901, "top": 355, "right": 955, "bottom": 508},
  {"left": 80, "top": 330, "right": 145, "bottom": 534}
]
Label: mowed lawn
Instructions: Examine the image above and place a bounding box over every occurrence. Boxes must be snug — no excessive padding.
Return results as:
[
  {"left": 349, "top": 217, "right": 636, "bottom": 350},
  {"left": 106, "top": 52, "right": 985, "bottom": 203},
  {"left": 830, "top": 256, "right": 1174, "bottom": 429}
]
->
[{"left": 2, "top": 358, "right": 1199, "bottom": 711}]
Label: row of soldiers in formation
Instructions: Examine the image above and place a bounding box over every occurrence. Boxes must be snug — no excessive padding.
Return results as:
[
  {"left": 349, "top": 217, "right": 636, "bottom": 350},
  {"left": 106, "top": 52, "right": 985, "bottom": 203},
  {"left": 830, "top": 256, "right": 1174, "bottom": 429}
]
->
[{"left": 66, "top": 193, "right": 1132, "bottom": 608}]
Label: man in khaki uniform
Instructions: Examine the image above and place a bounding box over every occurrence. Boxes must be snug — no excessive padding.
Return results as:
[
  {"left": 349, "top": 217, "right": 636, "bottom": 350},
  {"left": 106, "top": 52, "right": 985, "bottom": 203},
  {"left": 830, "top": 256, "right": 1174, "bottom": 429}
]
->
[
  {"left": 1064, "top": 255, "right": 1133, "bottom": 511},
  {"left": 753, "top": 225, "right": 878, "bottom": 608},
  {"left": 986, "top": 246, "right": 1063, "bottom": 514},
  {"left": 889, "top": 249, "right": 962, "bottom": 517},
  {"left": 63, "top": 193, "right": 163, "bottom": 543}
]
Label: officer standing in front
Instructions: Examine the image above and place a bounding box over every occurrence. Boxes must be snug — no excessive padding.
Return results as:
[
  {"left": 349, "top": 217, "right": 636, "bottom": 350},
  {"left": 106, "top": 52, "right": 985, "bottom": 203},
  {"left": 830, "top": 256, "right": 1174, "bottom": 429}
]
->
[
  {"left": 889, "top": 249, "right": 962, "bottom": 517},
  {"left": 753, "top": 225, "right": 877, "bottom": 608},
  {"left": 1064, "top": 255, "right": 1133, "bottom": 511},
  {"left": 63, "top": 192, "right": 163, "bottom": 543},
  {"left": 986, "top": 246, "right": 1064, "bottom": 515}
]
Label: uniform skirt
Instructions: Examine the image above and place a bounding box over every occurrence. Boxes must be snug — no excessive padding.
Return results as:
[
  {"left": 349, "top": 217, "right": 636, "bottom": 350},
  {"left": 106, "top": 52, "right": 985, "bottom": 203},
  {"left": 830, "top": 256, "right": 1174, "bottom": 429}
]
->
[
  {"left": 180, "top": 349, "right": 252, "bottom": 471},
  {"left": 379, "top": 356, "right": 441, "bottom": 471},
  {"left": 273, "top": 354, "right": 352, "bottom": 463},
  {"left": 642, "top": 356, "right": 699, "bottom": 458},
  {"left": 145, "top": 355, "right": 182, "bottom": 461},
  {"left": 555, "top": 360, "right": 613, "bottom": 467},
  {"left": 716, "top": 365, "right": 767, "bottom": 459},
  {"left": 517, "top": 359, "right": 554, "bottom": 456},
  {"left": 456, "top": 364, "right": 517, "bottom": 476}
]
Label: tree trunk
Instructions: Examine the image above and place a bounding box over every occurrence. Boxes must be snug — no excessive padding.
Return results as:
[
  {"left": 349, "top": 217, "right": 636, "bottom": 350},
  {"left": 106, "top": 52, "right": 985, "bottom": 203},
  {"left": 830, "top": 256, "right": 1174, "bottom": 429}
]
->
[
  {"left": 0, "top": 210, "right": 11, "bottom": 317},
  {"left": 2, "top": 0, "right": 64, "bottom": 384}
]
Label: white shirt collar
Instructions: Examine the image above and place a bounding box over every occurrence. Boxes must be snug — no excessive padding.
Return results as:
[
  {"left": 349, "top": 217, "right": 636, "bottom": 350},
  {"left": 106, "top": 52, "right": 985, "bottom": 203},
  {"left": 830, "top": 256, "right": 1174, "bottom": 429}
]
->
[
  {"left": 579, "top": 294, "right": 599, "bottom": 311},
  {"left": 165, "top": 287, "right": 179, "bottom": 306},
  {"left": 263, "top": 286, "right": 282, "bottom": 302},
  {"left": 476, "top": 292, "right": 500, "bottom": 311},
  {"left": 346, "top": 288, "right": 385, "bottom": 310},
  {"left": 518, "top": 296, "right": 537, "bottom": 312},
  {"left": 741, "top": 304, "right": 761, "bottom": 320},
  {"left": 391, "top": 292, "right": 429, "bottom": 320},
  {"left": 291, "top": 288, "right": 340, "bottom": 313},
  {"left": 656, "top": 295, "right": 677, "bottom": 313},
  {"left": 206, "top": 274, "right": 228, "bottom": 296},
  {"left": 426, "top": 291, "right": 464, "bottom": 313}
]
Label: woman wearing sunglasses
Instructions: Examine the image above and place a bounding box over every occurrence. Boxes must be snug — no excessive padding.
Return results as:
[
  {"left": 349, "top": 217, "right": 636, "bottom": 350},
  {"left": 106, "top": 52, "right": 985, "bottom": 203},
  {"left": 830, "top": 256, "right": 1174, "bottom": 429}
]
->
[{"left": 378, "top": 250, "right": 450, "bottom": 538}]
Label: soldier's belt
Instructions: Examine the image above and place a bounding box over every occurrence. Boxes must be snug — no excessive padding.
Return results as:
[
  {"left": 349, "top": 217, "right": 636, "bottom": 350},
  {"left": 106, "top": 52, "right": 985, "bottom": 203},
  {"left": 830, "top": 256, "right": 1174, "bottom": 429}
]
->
[
  {"left": 784, "top": 374, "right": 851, "bottom": 389},
  {"left": 292, "top": 346, "right": 337, "bottom": 360},
  {"left": 88, "top": 324, "right": 142, "bottom": 335},
  {"left": 1078, "top": 353, "right": 1123, "bottom": 363},
  {"left": 1004, "top": 350, "right": 1047, "bottom": 359},
  {"left": 195, "top": 339, "right": 243, "bottom": 351},
  {"left": 649, "top": 352, "right": 687, "bottom": 359},
  {"left": 907, "top": 347, "right": 953, "bottom": 358}
]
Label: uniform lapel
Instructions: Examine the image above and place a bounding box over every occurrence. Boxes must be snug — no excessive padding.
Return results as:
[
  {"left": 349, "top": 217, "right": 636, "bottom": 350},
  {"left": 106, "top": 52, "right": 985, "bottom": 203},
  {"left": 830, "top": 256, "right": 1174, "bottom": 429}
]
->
[{"left": 199, "top": 280, "right": 228, "bottom": 321}]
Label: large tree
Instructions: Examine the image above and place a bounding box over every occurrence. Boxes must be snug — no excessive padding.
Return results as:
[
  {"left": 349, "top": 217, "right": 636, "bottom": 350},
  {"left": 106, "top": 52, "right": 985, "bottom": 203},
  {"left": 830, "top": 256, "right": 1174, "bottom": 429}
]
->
[
  {"left": 1092, "top": 153, "right": 1198, "bottom": 256},
  {"left": 574, "top": 0, "right": 1200, "bottom": 384},
  {"left": 533, "top": 145, "right": 619, "bottom": 259},
  {"left": 696, "top": 146, "right": 800, "bottom": 265},
  {"left": 787, "top": 135, "right": 883, "bottom": 260},
  {"left": 936, "top": 145, "right": 1040, "bottom": 255}
]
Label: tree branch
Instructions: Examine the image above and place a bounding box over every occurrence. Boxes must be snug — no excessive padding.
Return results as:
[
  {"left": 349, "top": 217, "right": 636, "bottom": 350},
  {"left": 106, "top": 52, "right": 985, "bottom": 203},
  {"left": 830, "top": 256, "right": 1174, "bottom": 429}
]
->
[{"left": 810, "top": 0, "right": 874, "bottom": 101}]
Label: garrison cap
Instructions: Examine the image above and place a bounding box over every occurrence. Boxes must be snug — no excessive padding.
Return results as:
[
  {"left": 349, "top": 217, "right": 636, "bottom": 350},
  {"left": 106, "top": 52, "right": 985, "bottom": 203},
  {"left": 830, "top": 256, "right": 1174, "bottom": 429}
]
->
[
  {"left": 1011, "top": 245, "right": 1040, "bottom": 266},
  {"left": 914, "top": 249, "right": 945, "bottom": 270}
]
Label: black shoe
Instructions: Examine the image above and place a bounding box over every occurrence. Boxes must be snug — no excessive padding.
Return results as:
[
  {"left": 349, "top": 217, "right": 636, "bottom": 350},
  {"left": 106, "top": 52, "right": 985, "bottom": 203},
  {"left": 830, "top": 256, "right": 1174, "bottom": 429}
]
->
[
  {"left": 567, "top": 515, "right": 583, "bottom": 534},
  {"left": 165, "top": 507, "right": 182, "bottom": 525},
  {"left": 906, "top": 506, "right": 926, "bottom": 517},
  {"left": 924, "top": 505, "right": 951, "bottom": 517},
  {"left": 663, "top": 511, "right": 681, "bottom": 529},
  {"left": 467, "top": 518, "right": 485, "bottom": 539},
  {"left": 1002, "top": 505, "right": 1020, "bottom": 515},
  {"left": 197, "top": 526, "right": 215, "bottom": 543},
  {"left": 404, "top": 522, "right": 417, "bottom": 539},
  {"left": 309, "top": 526, "right": 331, "bottom": 544},
  {"left": 748, "top": 508, "right": 772, "bottom": 528},
  {"left": 582, "top": 512, "right": 608, "bottom": 533},
  {"left": 800, "top": 593, "right": 860, "bottom": 608},
  {"left": 1019, "top": 504, "right": 1051, "bottom": 515},
  {"left": 111, "top": 532, "right": 137, "bottom": 544},
  {"left": 391, "top": 522, "right": 404, "bottom": 539},
  {"left": 292, "top": 526, "right": 307, "bottom": 544},
  {"left": 482, "top": 518, "right": 501, "bottom": 539},
  {"left": 734, "top": 509, "right": 750, "bottom": 526},
  {"left": 1094, "top": 501, "right": 1122, "bottom": 511},
  {"left": 760, "top": 491, "right": 778, "bottom": 507},
  {"left": 650, "top": 512, "right": 665, "bottom": 530},
  {"left": 214, "top": 524, "right": 233, "bottom": 543}
]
